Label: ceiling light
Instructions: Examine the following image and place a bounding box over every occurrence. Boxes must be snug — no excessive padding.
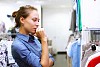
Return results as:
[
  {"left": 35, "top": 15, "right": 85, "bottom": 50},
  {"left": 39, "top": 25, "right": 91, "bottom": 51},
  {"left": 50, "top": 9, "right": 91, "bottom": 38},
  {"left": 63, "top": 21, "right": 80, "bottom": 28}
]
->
[
  {"left": 34, "top": 1, "right": 44, "bottom": 5},
  {"left": 16, "top": 0, "right": 24, "bottom": 4}
]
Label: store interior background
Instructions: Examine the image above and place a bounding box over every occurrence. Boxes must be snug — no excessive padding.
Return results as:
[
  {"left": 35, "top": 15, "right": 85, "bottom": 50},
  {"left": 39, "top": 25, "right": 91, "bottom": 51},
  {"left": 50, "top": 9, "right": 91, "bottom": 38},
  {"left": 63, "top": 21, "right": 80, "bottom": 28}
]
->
[
  {"left": 1, "top": 0, "right": 100, "bottom": 67},
  {"left": 0, "top": 0, "right": 74, "bottom": 52},
  {"left": 0, "top": 0, "right": 75, "bottom": 67}
]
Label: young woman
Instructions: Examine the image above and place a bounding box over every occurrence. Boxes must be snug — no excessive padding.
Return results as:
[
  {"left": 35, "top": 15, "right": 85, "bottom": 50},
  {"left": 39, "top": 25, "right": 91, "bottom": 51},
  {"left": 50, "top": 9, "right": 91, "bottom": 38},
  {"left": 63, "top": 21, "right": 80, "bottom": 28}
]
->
[{"left": 11, "top": 5, "right": 54, "bottom": 67}]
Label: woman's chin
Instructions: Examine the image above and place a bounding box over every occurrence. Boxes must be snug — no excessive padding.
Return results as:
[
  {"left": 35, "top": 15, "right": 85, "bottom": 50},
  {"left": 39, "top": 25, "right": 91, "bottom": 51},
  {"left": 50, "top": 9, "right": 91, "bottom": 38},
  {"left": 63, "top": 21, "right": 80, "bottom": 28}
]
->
[{"left": 31, "top": 31, "right": 36, "bottom": 35}]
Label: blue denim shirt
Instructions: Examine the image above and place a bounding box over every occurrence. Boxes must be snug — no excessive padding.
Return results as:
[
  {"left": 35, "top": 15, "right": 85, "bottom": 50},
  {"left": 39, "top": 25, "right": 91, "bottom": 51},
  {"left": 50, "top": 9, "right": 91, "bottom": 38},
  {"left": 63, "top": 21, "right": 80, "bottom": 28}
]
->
[{"left": 11, "top": 33, "right": 54, "bottom": 67}]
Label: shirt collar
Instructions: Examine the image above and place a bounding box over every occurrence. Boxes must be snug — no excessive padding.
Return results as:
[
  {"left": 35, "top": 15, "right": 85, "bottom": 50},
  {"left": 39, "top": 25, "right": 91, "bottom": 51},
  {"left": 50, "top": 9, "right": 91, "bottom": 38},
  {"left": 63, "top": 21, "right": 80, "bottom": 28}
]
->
[{"left": 16, "top": 33, "right": 30, "bottom": 42}]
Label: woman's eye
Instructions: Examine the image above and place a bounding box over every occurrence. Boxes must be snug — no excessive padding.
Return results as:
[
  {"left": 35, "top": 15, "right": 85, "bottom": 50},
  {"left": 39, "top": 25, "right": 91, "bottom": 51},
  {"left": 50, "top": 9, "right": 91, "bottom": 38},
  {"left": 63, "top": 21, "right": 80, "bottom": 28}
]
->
[{"left": 32, "top": 18, "right": 39, "bottom": 22}]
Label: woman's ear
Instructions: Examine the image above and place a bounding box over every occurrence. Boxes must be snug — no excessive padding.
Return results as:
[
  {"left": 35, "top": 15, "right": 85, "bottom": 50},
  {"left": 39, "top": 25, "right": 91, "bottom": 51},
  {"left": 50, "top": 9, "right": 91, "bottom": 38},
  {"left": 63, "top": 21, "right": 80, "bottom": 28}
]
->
[{"left": 20, "top": 17, "right": 25, "bottom": 24}]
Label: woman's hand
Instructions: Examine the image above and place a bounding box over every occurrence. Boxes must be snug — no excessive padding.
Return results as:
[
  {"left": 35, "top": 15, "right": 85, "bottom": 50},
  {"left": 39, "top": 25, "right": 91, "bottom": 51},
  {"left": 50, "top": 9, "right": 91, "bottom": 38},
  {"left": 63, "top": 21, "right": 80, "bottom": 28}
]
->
[{"left": 36, "top": 28, "right": 47, "bottom": 41}]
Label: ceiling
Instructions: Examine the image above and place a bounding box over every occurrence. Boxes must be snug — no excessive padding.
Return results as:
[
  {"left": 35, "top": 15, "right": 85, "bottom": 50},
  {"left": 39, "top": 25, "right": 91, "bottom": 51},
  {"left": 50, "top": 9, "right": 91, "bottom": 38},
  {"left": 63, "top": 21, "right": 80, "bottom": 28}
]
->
[{"left": 0, "top": 0, "right": 74, "bottom": 8}]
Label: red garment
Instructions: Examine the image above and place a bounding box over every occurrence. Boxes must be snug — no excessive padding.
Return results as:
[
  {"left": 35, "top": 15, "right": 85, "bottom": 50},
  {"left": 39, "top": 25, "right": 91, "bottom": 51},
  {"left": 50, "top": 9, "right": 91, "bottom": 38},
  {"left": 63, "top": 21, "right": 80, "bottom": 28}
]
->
[{"left": 87, "top": 56, "right": 100, "bottom": 67}]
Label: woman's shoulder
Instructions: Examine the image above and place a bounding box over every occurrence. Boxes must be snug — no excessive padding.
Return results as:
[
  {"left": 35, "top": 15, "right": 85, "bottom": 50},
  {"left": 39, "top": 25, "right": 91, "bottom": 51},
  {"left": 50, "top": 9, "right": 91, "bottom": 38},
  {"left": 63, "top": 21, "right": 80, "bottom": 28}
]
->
[{"left": 12, "top": 38, "right": 24, "bottom": 49}]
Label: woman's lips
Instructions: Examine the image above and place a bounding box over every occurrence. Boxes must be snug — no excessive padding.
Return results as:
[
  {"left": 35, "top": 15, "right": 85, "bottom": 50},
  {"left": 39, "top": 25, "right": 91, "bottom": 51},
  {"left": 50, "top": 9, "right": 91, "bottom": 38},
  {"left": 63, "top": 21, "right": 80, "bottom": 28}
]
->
[{"left": 32, "top": 28, "right": 37, "bottom": 31}]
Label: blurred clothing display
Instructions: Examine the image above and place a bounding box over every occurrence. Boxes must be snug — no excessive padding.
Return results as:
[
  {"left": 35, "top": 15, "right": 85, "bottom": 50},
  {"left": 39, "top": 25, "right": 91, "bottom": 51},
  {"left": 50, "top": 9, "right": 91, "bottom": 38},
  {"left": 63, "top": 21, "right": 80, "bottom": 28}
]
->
[
  {"left": 0, "top": 35, "right": 18, "bottom": 67},
  {"left": 82, "top": 41, "right": 100, "bottom": 67},
  {"left": 68, "top": 38, "right": 81, "bottom": 67},
  {"left": 85, "top": 52, "right": 100, "bottom": 67},
  {"left": 69, "top": 9, "right": 76, "bottom": 32},
  {"left": 66, "top": 42, "right": 74, "bottom": 67},
  {"left": 0, "top": 21, "right": 6, "bottom": 33}
]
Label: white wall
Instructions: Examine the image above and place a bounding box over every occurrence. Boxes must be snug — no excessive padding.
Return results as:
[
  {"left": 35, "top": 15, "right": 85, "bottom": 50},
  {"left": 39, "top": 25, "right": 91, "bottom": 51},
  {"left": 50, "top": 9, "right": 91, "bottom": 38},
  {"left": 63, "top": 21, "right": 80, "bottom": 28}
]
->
[
  {"left": 43, "top": 7, "right": 72, "bottom": 52},
  {"left": 81, "top": 0, "right": 100, "bottom": 30}
]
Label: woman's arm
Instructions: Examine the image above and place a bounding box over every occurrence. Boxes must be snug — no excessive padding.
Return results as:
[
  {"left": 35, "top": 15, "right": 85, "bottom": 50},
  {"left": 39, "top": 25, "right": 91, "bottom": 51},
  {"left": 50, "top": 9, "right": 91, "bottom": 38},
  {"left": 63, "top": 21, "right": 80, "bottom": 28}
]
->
[
  {"left": 40, "top": 38, "right": 49, "bottom": 67},
  {"left": 36, "top": 28, "right": 49, "bottom": 67}
]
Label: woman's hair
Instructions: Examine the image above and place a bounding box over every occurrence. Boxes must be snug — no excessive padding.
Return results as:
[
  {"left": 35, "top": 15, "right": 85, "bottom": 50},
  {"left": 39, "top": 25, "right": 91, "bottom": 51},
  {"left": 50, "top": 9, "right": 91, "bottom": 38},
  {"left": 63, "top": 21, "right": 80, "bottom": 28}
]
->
[
  {"left": 12, "top": 5, "right": 37, "bottom": 28},
  {"left": 12, "top": 11, "right": 18, "bottom": 18}
]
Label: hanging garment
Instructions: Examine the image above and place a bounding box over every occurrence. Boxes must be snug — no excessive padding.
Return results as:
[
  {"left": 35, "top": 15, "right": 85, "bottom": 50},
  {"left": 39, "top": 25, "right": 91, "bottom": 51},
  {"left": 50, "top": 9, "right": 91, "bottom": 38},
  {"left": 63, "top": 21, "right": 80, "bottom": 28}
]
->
[
  {"left": 76, "top": 0, "right": 82, "bottom": 31},
  {"left": 81, "top": 49, "right": 96, "bottom": 67},
  {"left": 68, "top": 38, "right": 81, "bottom": 67},
  {"left": 66, "top": 42, "right": 74, "bottom": 67},
  {"left": 0, "top": 40, "right": 8, "bottom": 67},
  {"left": 0, "top": 39, "right": 19, "bottom": 67},
  {"left": 6, "top": 41, "right": 15, "bottom": 64},
  {"left": 69, "top": 9, "right": 76, "bottom": 32},
  {"left": 0, "top": 21, "right": 6, "bottom": 33},
  {"left": 67, "top": 42, "right": 75, "bottom": 57}
]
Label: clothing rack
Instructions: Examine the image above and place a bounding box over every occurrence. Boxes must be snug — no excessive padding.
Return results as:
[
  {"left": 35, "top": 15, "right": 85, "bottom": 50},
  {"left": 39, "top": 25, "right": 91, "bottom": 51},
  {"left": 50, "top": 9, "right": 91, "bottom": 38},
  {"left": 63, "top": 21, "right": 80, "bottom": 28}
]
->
[
  {"left": 81, "top": 28, "right": 100, "bottom": 67},
  {"left": 82, "top": 28, "right": 100, "bottom": 42},
  {"left": 0, "top": 33, "right": 18, "bottom": 67}
]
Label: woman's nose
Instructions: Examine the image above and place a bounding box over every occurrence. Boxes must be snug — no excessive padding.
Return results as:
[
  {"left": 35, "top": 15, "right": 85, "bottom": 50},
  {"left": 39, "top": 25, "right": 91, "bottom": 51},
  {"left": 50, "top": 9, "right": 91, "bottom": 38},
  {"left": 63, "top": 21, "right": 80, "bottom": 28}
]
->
[{"left": 35, "top": 22, "right": 39, "bottom": 26}]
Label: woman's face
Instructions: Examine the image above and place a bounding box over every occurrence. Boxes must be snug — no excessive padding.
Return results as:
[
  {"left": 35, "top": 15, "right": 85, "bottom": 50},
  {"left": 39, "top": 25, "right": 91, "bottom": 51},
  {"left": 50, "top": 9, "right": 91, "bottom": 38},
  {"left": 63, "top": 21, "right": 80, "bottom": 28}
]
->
[{"left": 21, "top": 10, "right": 39, "bottom": 34}]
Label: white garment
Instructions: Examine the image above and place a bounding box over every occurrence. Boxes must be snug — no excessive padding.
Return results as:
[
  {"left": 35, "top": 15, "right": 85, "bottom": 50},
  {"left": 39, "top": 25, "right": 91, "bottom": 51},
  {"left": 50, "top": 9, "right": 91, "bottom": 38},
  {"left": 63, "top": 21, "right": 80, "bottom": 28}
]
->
[
  {"left": 67, "top": 42, "right": 73, "bottom": 57},
  {"left": 66, "top": 41, "right": 76, "bottom": 57},
  {"left": 0, "top": 40, "right": 7, "bottom": 67},
  {"left": 7, "top": 41, "right": 15, "bottom": 64},
  {"left": 96, "top": 46, "right": 100, "bottom": 52}
]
